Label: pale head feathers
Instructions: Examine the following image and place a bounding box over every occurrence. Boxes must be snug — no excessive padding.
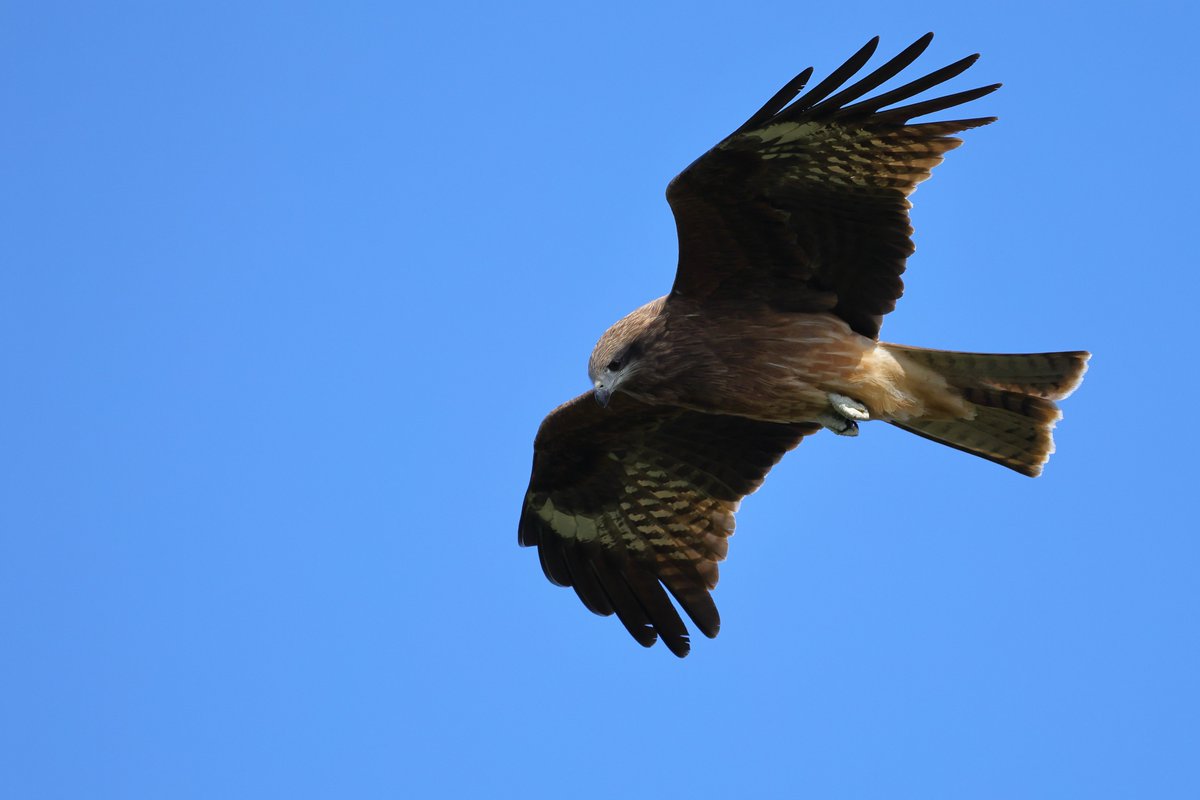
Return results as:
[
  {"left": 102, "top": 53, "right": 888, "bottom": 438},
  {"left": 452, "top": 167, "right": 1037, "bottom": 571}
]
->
[{"left": 587, "top": 296, "right": 667, "bottom": 391}]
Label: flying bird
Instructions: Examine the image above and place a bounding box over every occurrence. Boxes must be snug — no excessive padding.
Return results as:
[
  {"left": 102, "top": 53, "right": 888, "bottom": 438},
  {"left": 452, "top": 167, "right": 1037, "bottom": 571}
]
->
[{"left": 518, "top": 34, "right": 1089, "bottom": 657}]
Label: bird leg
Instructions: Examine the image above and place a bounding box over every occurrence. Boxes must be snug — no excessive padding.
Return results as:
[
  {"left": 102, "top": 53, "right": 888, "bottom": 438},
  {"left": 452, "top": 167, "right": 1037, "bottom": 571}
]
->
[{"left": 818, "top": 393, "right": 870, "bottom": 437}]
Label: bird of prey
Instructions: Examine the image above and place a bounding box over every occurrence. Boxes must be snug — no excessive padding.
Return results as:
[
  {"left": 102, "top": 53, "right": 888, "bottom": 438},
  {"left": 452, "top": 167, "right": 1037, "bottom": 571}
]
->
[{"left": 518, "top": 34, "right": 1089, "bottom": 657}]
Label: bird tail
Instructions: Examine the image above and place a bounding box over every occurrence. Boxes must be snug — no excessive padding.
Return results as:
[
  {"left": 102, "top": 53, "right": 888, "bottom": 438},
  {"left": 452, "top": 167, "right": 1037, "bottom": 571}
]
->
[{"left": 885, "top": 346, "right": 1090, "bottom": 477}]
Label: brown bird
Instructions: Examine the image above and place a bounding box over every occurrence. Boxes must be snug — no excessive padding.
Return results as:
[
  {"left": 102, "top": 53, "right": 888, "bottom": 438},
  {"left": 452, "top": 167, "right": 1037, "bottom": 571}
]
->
[{"left": 518, "top": 34, "right": 1089, "bottom": 657}]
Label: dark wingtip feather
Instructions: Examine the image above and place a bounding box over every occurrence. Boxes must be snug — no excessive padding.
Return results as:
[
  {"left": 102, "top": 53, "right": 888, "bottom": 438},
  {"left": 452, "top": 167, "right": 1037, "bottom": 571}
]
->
[
  {"left": 735, "top": 66, "right": 814, "bottom": 135},
  {"left": 535, "top": 525, "right": 572, "bottom": 588},
  {"left": 839, "top": 53, "right": 985, "bottom": 119},
  {"left": 681, "top": 590, "right": 721, "bottom": 639},
  {"left": 517, "top": 498, "right": 547, "bottom": 548},
  {"left": 808, "top": 32, "right": 935, "bottom": 115},
  {"left": 737, "top": 35, "right": 997, "bottom": 137},
  {"left": 939, "top": 115, "right": 999, "bottom": 131},
  {"left": 592, "top": 559, "right": 658, "bottom": 648},
  {"left": 876, "top": 82, "right": 1001, "bottom": 124},
  {"left": 622, "top": 569, "right": 692, "bottom": 657},
  {"left": 785, "top": 36, "right": 881, "bottom": 114},
  {"left": 563, "top": 544, "right": 614, "bottom": 617}
]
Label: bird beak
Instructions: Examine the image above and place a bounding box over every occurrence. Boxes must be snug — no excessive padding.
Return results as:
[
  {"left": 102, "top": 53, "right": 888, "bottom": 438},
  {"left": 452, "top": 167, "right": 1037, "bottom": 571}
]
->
[{"left": 594, "top": 385, "right": 611, "bottom": 408}]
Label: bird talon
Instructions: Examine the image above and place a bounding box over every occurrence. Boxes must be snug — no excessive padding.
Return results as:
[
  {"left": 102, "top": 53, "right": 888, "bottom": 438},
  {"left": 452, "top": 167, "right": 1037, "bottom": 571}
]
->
[
  {"left": 828, "top": 393, "right": 870, "bottom": 421},
  {"left": 817, "top": 411, "right": 859, "bottom": 436}
]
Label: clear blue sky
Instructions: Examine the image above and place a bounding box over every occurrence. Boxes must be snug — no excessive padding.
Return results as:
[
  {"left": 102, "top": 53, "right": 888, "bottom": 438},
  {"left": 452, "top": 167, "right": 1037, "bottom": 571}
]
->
[{"left": 3, "top": 2, "right": 1197, "bottom": 798}]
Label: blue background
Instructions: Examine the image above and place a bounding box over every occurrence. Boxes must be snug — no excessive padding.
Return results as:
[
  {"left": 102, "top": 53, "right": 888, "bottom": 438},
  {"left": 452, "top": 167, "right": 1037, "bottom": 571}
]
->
[{"left": 3, "top": 2, "right": 1197, "bottom": 797}]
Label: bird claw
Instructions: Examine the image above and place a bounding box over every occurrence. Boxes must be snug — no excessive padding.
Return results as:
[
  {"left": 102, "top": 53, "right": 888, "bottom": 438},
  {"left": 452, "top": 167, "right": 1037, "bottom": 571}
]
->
[
  {"left": 817, "top": 411, "right": 859, "bottom": 437},
  {"left": 828, "top": 393, "right": 870, "bottom": 421},
  {"left": 818, "top": 393, "right": 869, "bottom": 436}
]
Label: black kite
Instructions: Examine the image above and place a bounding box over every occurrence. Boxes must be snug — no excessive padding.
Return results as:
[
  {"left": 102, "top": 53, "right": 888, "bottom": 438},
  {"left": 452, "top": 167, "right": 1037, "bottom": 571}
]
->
[{"left": 519, "top": 35, "right": 1089, "bottom": 657}]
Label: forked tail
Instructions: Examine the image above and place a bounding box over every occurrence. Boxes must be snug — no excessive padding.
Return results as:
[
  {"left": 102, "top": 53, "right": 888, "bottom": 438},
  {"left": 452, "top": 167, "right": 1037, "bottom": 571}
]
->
[{"left": 886, "top": 346, "right": 1090, "bottom": 477}]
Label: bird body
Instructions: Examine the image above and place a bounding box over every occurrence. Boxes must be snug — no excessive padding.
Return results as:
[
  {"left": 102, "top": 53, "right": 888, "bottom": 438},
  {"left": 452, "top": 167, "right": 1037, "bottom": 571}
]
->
[
  {"left": 591, "top": 296, "right": 1086, "bottom": 472},
  {"left": 591, "top": 298, "right": 973, "bottom": 425}
]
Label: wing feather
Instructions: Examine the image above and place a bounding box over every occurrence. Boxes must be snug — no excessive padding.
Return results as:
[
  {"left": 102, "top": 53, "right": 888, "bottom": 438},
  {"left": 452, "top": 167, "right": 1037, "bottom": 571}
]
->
[
  {"left": 788, "top": 36, "right": 881, "bottom": 111},
  {"left": 592, "top": 553, "right": 658, "bottom": 648},
  {"left": 806, "top": 33, "right": 932, "bottom": 115},
  {"left": 840, "top": 53, "right": 983, "bottom": 117},
  {"left": 734, "top": 67, "right": 814, "bottom": 135},
  {"left": 562, "top": 541, "right": 613, "bottom": 616}
]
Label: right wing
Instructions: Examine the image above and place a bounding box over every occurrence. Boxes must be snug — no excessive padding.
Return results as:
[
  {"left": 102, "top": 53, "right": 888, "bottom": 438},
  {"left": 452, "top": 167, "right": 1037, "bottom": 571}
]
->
[{"left": 518, "top": 392, "right": 819, "bottom": 657}]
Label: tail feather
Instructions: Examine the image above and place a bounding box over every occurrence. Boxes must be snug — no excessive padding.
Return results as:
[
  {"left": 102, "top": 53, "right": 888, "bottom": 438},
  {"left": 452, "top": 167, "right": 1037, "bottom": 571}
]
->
[
  {"left": 885, "top": 347, "right": 1089, "bottom": 477},
  {"left": 889, "top": 346, "right": 1089, "bottom": 400}
]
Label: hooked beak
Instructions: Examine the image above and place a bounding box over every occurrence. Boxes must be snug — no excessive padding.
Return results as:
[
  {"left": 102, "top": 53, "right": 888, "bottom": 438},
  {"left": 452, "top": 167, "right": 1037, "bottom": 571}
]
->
[{"left": 593, "top": 384, "right": 611, "bottom": 408}]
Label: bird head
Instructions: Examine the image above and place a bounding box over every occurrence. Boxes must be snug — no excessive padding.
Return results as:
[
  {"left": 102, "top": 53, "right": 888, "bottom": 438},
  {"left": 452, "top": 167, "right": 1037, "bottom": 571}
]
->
[
  {"left": 589, "top": 341, "right": 641, "bottom": 408},
  {"left": 587, "top": 298, "right": 664, "bottom": 408}
]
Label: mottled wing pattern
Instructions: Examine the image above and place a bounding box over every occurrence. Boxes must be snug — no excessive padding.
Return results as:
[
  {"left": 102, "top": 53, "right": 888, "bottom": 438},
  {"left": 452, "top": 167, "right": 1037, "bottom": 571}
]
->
[
  {"left": 519, "top": 392, "right": 818, "bottom": 657},
  {"left": 667, "top": 33, "right": 999, "bottom": 338}
]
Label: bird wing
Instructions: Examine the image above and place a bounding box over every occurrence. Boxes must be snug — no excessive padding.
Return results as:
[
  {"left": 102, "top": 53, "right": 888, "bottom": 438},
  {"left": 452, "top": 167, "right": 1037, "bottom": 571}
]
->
[
  {"left": 666, "top": 33, "right": 998, "bottom": 339},
  {"left": 519, "top": 392, "right": 818, "bottom": 657}
]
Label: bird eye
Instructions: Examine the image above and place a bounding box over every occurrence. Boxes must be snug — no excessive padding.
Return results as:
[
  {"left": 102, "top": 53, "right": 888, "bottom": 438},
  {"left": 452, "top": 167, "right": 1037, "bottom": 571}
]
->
[{"left": 607, "top": 357, "right": 623, "bottom": 372}]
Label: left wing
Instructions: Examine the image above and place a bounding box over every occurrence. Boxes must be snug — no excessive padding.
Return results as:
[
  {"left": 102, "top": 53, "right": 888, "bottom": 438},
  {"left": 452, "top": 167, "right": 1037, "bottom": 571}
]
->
[
  {"left": 518, "top": 392, "right": 818, "bottom": 657},
  {"left": 666, "top": 33, "right": 999, "bottom": 338}
]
